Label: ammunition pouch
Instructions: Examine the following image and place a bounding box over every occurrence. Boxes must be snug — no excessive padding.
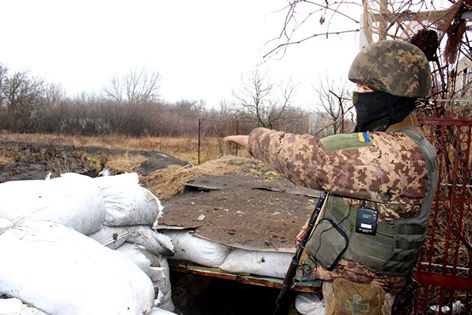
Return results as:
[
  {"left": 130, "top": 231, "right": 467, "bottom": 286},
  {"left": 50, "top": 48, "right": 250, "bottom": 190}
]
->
[{"left": 305, "top": 218, "right": 348, "bottom": 270}]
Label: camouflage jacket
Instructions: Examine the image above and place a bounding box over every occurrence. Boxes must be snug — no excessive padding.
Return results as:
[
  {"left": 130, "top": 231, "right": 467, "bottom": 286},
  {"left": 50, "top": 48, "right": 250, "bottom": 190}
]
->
[{"left": 248, "top": 127, "right": 432, "bottom": 293}]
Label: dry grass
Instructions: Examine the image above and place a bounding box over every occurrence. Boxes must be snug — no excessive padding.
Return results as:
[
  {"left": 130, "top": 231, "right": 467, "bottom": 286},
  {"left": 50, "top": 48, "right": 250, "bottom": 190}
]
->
[
  {"left": 0, "top": 131, "right": 260, "bottom": 201},
  {"left": 142, "top": 155, "right": 279, "bottom": 200},
  {"left": 0, "top": 155, "right": 12, "bottom": 164},
  {"left": 0, "top": 131, "right": 249, "bottom": 164},
  {"left": 0, "top": 131, "right": 266, "bottom": 204},
  {"left": 144, "top": 155, "right": 245, "bottom": 200},
  {"left": 105, "top": 154, "right": 148, "bottom": 174}
]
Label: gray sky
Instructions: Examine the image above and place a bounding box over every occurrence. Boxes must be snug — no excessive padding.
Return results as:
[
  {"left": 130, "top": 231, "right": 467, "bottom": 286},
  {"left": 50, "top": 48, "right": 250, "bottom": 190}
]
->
[{"left": 0, "top": 0, "right": 362, "bottom": 109}]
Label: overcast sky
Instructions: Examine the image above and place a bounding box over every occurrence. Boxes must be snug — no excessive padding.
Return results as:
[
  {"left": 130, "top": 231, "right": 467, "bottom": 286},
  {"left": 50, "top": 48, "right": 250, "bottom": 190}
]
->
[{"left": 0, "top": 0, "right": 362, "bottom": 109}]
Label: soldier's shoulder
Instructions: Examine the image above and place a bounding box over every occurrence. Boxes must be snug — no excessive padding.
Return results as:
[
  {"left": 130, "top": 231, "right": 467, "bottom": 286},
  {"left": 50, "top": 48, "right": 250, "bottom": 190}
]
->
[{"left": 320, "top": 132, "right": 373, "bottom": 152}]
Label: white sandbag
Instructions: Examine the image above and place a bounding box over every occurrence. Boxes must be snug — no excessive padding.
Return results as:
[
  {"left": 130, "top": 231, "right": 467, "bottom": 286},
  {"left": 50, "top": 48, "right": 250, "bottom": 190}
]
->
[
  {"left": 87, "top": 225, "right": 132, "bottom": 249},
  {"left": 219, "top": 249, "right": 292, "bottom": 278},
  {"left": 0, "top": 298, "right": 48, "bottom": 315},
  {"left": 149, "top": 307, "right": 178, "bottom": 315},
  {"left": 116, "top": 243, "right": 162, "bottom": 281},
  {"left": 90, "top": 225, "right": 174, "bottom": 256},
  {"left": 0, "top": 173, "right": 105, "bottom": 234},
  {"left": 126, "top": 226, "right": 174, "bottom": 256},
  {"left": 94, "top": 173, "right": 163, "bottom": 226},
  {"left": 163, "top": 230, "right": 230, "bottom": 267},
  {"left": 20, "top": 303, "right": 49, "bottom": 315},
  {"left": 0, "top": 297, "right": 22, "bottom": 315},
  {"left": 0, "top": 218, "right": 13, "bottom": 234},
  {"left": 116, "top": 243, "right": 175, "bottom": 312},
  {"left": 295, "top": 293, "right": 325, "bottom": 315},
  {"left": 153, "top": 256, "right": 174, "bottom": 312},
  {"left": 0, "top": 222, "right": 154, "bottom": 315}
]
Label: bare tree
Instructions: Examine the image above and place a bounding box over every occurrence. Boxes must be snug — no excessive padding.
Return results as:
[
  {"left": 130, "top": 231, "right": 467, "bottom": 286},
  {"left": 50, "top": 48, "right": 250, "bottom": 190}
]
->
[
  {"left": 105, "top": 69, "right": 161, "bottom": 105},
  {"left": 0, "top": 65, "right": 7, "bottom": 108},
  {"left": 0, "top": 69, "right": 46, "bottom": 132},
  {"left": 44, "top": 83, "right": 66, "bottom": 107},
  {"left": 263, "top": 1, "right": 361, "bottom": 59},
  {"left": 314, "top": 76, "right": 353, "bottom": 135},
  {"left": 233, "top": 68, "right": 296, "bottom": 129},
  {"left": 171, "top": 99, "right": 205, "bottom": 117}
]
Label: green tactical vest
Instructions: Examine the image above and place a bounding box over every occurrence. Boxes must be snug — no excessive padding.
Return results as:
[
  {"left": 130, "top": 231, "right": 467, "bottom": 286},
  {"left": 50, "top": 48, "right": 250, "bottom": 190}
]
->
[{"left": 306, "top": 128, "right": 438, "bottom": 276}]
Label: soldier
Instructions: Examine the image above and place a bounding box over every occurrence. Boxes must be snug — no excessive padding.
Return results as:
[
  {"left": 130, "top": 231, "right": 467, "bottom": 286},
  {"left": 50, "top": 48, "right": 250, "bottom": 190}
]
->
[{"left": 224, "top": 40, "right": 438, "bottom": 315}]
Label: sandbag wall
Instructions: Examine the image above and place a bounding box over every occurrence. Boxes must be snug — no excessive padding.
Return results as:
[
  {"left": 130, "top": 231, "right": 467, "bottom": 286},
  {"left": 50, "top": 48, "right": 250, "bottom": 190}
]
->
[
  {"left": 160, "top": 230, "right": 325, "bottom": 315},
  {"left": 0, "top": 173, "right": 176, "bottom": 315}
]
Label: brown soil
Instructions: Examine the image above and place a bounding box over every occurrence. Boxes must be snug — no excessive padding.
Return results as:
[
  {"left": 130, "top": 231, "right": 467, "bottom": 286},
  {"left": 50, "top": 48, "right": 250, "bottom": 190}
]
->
[
  {"left": 160, "top": 174, "right": 319, "bottom": 252},
  {"left": 0, "top": 139, "right": 187, "bottom": 182}
]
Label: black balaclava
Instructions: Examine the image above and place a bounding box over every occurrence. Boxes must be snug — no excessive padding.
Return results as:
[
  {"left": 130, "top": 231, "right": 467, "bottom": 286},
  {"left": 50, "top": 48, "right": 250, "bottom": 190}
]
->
[{"left": 352, "top": 90, "right": 416, "bottom": 132}]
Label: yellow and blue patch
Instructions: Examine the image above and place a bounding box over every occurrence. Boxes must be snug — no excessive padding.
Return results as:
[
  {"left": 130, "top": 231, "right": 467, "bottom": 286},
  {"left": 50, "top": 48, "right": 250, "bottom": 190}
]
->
[
  {"left": 321, "top": 131, "right": 373, "bottom": 152},
  {"left": 357, "top": 131, "right": 371, "bottom": 143}
]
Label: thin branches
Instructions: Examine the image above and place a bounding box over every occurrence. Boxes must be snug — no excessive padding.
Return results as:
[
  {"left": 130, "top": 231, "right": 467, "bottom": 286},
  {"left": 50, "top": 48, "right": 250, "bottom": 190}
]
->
[
  {"left": 264, "top": 0, "right": 362, "bottom": 59},
  {"left": 263, "top": 28, "right": 360, "bottom": 59}
]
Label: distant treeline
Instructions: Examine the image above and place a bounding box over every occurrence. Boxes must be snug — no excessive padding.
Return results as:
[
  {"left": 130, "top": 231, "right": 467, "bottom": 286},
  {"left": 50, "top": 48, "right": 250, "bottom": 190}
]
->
[{"left": 0, "top": 65, "right": 319, "bottom": 137}]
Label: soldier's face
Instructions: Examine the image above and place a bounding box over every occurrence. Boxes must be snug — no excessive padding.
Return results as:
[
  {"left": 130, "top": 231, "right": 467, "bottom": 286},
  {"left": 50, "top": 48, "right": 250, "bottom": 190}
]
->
[{"left": 356, "top": 84, "right": 374, "bottom": 93}]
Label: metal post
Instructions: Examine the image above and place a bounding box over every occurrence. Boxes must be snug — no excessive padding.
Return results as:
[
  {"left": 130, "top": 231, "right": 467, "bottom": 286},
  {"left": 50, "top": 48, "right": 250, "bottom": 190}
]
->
[
  {"left": 235, "top": 119, "right": 239, "bottom": 156},
  {"left": 198, "top": 119, "right": 201, "bottom": 164}
]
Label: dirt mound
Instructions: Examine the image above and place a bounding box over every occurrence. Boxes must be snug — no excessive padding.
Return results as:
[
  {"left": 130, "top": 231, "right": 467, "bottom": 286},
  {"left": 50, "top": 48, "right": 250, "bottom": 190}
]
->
[
  {"left": 0, "top": 140, "right": 187, "bottom": 182},
  {"left": 143, "top": 155, "right": 278, "bottom": 200},
  {"left": 150, "top": 155, "right": 320, "bottom": 252}
]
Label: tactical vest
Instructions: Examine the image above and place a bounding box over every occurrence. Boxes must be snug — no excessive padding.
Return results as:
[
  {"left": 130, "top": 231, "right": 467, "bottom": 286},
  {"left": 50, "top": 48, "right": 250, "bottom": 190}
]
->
[{"left": 306, "top": 128, "right": 438, "bottom": 276}]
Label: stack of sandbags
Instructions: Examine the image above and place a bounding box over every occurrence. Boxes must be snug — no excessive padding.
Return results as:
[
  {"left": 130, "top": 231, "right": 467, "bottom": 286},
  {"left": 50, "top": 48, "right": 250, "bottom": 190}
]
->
[
  {"left": 0, "top": 173, "right": 105, "bottom": 235},
  {"left": 88, "top": 173, "right": 175, "bottom": 312},
  {"left": 0, "top": 172, "right": 177, "bottom": 315},
  {"left": 0, "top": 221, "right": 155, "bottom": 315},
  {"left": 93, "top": 173, "right": 163, "bottom": 227},
  {"left": 161, "top": 229, "right": 325, "bottom": 314},
  {"left": 161, "top": 229, "right": 293, "bottom": 279}
]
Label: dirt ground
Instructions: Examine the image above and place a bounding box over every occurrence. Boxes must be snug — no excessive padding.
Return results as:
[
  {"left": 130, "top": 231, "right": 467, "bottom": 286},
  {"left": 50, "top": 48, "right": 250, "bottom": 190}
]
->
[
  {"left": 160, "top": 174, "right": 319, "bottom": 252},
  {"left": 0, "top": 139, "right": 188, "bottom": 181}
]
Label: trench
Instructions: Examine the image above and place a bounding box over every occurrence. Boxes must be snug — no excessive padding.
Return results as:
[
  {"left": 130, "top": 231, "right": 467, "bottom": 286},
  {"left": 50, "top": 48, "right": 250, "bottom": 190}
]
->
[{"left": 170, "top": 272, "right": 283, "bottom": 315}]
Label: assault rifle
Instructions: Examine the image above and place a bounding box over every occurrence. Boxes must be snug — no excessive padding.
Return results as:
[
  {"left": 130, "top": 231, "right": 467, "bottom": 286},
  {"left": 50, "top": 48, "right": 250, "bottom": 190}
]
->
[{"left": 272, "top": 191, "right": 327, "bottom": 315}]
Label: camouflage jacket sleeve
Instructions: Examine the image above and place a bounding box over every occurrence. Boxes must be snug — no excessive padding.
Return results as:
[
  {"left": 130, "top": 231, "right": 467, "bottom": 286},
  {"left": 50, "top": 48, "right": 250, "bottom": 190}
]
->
[{"left": 248, "top": 127, "right": 429, "bottom": 213}]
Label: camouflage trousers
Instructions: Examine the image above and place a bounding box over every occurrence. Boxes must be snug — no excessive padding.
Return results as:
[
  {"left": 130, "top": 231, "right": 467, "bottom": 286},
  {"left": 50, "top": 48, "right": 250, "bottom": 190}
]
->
[{"left": 322, "top": 279, "right": 395, "bottom": 315}]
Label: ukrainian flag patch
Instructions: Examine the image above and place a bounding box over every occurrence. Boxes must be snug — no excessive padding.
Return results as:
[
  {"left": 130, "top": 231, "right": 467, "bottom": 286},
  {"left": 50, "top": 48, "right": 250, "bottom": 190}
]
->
[
  {"left": 321, "top": 132, "right": 373, "bottom": 152},
  {"left": 357, "top": 131, "right": 371, "bottom": 143}
]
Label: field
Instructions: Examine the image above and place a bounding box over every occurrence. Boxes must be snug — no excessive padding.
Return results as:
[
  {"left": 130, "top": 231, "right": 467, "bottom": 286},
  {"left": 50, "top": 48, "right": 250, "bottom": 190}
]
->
[
  {"left": 0, "top": 131, "right": 249, "bottom": 165},
  {"left": 0, "top": 131, "right": 260, "bottom": 204}
]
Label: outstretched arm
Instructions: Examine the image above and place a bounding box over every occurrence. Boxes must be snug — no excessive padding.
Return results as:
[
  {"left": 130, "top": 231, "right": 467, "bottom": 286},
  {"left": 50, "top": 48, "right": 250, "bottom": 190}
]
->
[{"left": 223, "top": 135, "right": 249, "bottom": 147}]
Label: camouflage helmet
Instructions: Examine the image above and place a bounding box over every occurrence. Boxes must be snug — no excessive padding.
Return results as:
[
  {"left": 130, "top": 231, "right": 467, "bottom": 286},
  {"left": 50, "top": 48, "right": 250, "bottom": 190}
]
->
[{"left": 348, "top": 40, "right": 432, "bottom": 98}]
